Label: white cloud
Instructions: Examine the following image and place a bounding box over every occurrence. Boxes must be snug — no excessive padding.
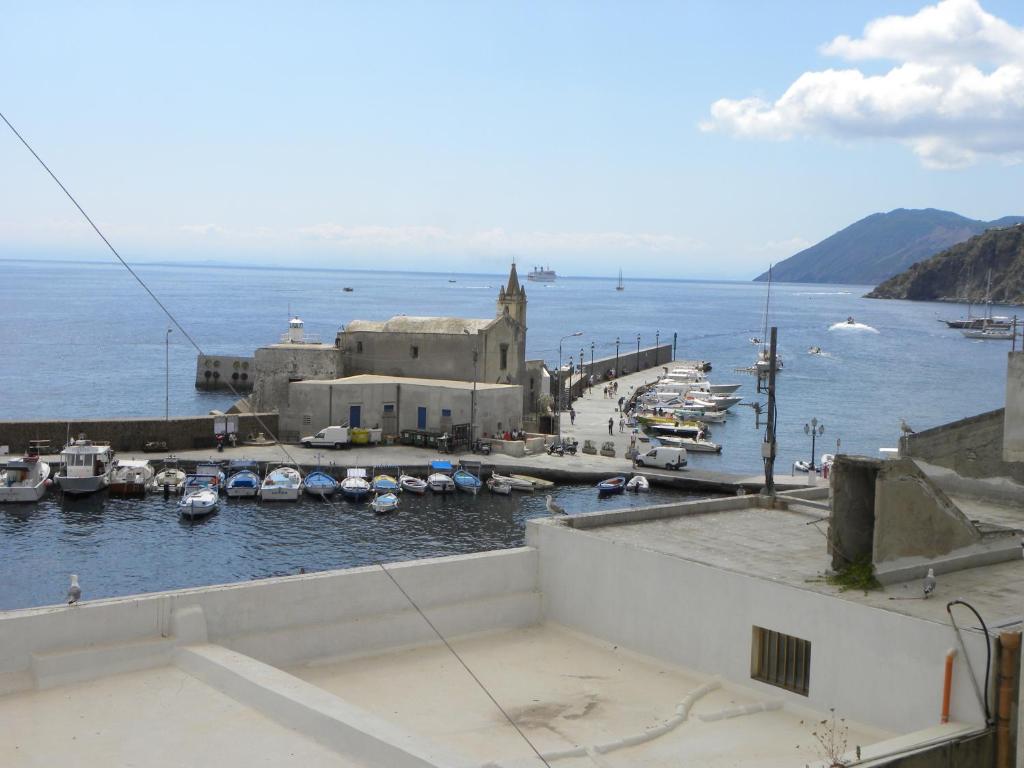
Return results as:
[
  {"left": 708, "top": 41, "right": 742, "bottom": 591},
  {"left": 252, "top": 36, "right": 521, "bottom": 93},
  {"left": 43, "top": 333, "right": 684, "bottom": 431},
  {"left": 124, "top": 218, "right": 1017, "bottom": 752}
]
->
[
  {"left": 702, "top": 0, "right": 1024, "bottom": 168},
  {"left": 298, "top": 223, "right": 703, "bottom": 254},
  {"left": 178, "top": 223, "right": 225, "bottom": 236}
]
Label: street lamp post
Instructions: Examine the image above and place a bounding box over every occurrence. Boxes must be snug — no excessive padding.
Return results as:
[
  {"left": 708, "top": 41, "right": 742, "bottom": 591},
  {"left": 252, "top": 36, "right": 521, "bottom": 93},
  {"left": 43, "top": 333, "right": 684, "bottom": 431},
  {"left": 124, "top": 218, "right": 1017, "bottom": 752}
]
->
[
  {"left": 804, "top": 417, "right": 825, "bottom": 471},
  {"left": 557, "top": 331, "right": 583, "bottom": 440},
  {"left": 614, "top": 336, "right": 620, "bottom": 378},
  {"left": 636, "top": 333, "right": 641, "bottom": 371},
  {"left": 463, "top": 329, "right": 478, "bottom": 444},
  {"left": 590, "top": 341, "right": 594, "bottom": 386},
  {"left": 655, "top": 330, "right": 660, "bottom": 363},
  {"left": 579, "top": 348, "right": 584, "bottom": 386}
]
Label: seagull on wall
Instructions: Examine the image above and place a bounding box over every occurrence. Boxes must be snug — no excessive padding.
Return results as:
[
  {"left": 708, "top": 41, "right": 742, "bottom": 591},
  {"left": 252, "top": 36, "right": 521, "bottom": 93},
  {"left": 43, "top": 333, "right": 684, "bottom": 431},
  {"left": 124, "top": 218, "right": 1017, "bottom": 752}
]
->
[
  {"left": 545, "top": 494, "right": 566, "bottom": 517},
  {"left": 66, "top": 574, "right": 81, "bottom": 606},
  {"left": 922, "top": 568, "right": 936, "bottom": 599},
  {"left": 900, "top": 418, "right": 915, "bottom": 435}
]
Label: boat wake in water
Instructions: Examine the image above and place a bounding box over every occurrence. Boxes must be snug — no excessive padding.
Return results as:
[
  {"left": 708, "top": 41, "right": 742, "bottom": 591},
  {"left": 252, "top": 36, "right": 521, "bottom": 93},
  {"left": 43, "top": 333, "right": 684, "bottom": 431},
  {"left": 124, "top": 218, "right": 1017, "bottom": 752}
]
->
[{"left": 829, "top": 320, "right": 878, "bottom": 333}]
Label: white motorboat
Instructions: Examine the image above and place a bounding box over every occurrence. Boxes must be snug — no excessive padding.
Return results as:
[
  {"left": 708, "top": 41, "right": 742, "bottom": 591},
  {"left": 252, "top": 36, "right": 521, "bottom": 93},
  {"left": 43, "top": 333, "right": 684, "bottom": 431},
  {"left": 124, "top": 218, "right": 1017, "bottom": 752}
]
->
[
  {"left": 672, "top": 407, "right": 727, "bottom": 423},
  {"left": 150, "top": 461, "right": 186, "bottom": 494},
  {"left": 625, "top": 475, "right": 649, "bottom": 493},
  {"left": 489, "top": 472, "right": 535, "bottom": 492},
  {"left": 427, "top": 460, "right": 455, "bottom": 493},
  {"left": 108, "top": 459, "right": 154, "bottom": 497},
  {"left": 0, "top": 456, "right": 51, "bottom": 502},
  {"left": 260, "top": 466, "right": 303, "bottom": 501},
  {"left": 178, "top": 488, "right": 218, "bottom": 519},
  {"left": 427, "top": 472, "right": 456, "bottom": 493},
  {"left": 670, "top": 437, "right": 721, "bottom": 453},
  {"left": 55, "top": 439, "right": 114, "bottom": 496},
  {"left": 399, "top": 474, "right": 428, "bottom": 495},
  {"left": 962, "top": 327, "right": 1015, "bottom": 340},
  {"left": 370, "top": 492, "right": 400, "bottom": 514}
]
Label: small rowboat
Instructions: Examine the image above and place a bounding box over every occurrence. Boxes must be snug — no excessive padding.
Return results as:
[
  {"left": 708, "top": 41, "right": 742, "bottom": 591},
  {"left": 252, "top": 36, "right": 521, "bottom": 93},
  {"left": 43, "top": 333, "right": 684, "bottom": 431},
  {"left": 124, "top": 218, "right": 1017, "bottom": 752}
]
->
[
  {"left": 340, "top": 469, "right": 371, "bottom": 501},
  {"left": 399, "top": 475, "right": 428, "bottom": 495},
  {"left": 625, "top": 475, "right": 649, "bottom": 493},
  {"left": 178, "top": 488, "right": 218, "bottom": 519},
  {"left": 428, "top": 473, "right": 455, "bottom": 493},
  {"left": 304, "top": 470, "right": 339, "bottom": 497},
  {"left": 487, "top": 477, "right": 512, "bottom": 495},
  {"left": 453, "top": 469, "right": 482, "bottom": 495},
  {"left": 370, "top": 492, "right": 400, "bottom": 514},
  {"left": 489, "top": 473, "right": 535, "bottom": 492},
  {"left": 596, "top": 476, "right": 626, "bottom": 495},
  {"left": 260, "top": 466, "right": 303, "bottom": 501}
]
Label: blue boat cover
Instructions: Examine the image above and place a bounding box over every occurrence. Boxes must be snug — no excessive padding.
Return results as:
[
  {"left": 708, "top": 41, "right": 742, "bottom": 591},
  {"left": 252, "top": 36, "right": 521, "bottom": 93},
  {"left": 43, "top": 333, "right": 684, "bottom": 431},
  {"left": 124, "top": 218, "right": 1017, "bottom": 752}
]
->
[{"left": 430, "top": 460, "right": 453, "bottom": 471}]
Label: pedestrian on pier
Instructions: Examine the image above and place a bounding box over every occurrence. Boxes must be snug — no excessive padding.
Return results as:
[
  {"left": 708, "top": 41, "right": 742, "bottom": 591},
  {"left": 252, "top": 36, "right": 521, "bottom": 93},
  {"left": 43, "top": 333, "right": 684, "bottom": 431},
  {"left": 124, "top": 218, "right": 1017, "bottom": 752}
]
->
[
  {"left": 618, "top": 416, "right": 625, "bottom": 433},
  {"left": 608, "top": 417, "right": 614, "bottom": 435}
]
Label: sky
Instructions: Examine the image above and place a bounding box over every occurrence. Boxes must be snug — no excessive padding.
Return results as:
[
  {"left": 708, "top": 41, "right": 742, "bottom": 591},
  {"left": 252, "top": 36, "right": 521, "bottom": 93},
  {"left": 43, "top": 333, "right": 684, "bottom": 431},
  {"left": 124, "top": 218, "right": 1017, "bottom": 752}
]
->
[{"left": 1, "top": 0, "right": 1022, "bottom": 279}]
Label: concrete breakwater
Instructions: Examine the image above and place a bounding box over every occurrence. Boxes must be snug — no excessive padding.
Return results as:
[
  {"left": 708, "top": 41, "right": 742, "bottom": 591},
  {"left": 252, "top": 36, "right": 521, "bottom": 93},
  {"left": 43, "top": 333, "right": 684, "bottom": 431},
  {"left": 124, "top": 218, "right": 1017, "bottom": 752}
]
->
[{"left": 0, "top": 413, "right": 279, "bottom": 454}]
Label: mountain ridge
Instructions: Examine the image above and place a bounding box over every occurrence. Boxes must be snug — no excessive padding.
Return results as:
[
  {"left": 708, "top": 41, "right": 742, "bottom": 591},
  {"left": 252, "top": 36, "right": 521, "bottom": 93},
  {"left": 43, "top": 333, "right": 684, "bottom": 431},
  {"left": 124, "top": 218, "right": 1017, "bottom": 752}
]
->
[{"left": 756, "top": 209, "right": 1024, "bottom": 284}]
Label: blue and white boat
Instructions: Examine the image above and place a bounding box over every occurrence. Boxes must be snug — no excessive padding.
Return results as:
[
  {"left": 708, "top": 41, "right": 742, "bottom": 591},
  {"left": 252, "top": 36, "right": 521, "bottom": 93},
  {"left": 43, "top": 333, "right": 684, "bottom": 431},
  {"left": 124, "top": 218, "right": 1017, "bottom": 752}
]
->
[
  {"left": 225, "top": 459, "right": 261, "bottom": 498},
  {"left": 304, "top": 470, "right": 339, "bottom": 497},
  {"left": 372, "top": 474, "right": 399, "bottom": 494},
  {"left": 189, "top": 462, "right": 226, "bottom": 494},
  {"left": 260, "top": 466, "right": 303, "bottom": 501},
  {"left": 453, "top": 469, "right": 482, "bottom": 495},
  {"left": 340, "top": 468, "right": 371, "bottom": 501},
  {"left": 596, "top": 476, "right": 626, "bottom": 495},
  {"left": 370, "top": 492, "right": 400, "bottom": 514}
]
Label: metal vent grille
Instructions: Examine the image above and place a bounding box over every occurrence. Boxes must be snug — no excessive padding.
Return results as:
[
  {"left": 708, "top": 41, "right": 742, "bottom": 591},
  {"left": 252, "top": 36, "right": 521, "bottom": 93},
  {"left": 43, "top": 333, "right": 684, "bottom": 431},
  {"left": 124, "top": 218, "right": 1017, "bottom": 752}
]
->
[
  {"left": 302, "top": 414, "right": 312, "bottom": 426},
  {"left": 751, "top": 626, "right": 810, "bottom": 696}
]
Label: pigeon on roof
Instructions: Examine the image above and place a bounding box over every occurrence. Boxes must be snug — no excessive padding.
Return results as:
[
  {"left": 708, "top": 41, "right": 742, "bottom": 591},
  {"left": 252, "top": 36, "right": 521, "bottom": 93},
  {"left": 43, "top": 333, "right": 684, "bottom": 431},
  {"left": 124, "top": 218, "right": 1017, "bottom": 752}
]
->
[{"left": 922, "top": 568, "right": 936, "bottom": 599}]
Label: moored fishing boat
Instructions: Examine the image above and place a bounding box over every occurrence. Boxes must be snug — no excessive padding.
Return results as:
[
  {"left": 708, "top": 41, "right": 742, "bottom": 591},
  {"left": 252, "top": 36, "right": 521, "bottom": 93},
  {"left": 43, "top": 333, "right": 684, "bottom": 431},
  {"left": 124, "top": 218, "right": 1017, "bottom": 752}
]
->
[
  {"left": 178, "top": 487, "right": 218, "bottom": 519},
  {"left": 0, "top": 456, "right": 51, "bottom": 503},
  {"left": 596, "top": 476, "right": 626, "bottom": 495},
  {"left": 304, "top": 470, "right": 338, "bottom": 497},
  {"left": 486, "top": 477, "right": 512, "bottom": 495},
  {"left": 150, "top": 458, "right": 186, "bottom": 495},
  {"left": 427, "top": 460, "right": 455, "bottom": 493},
  {"left": 453, "top": 468, "right": 482, "bottom": 495},
  {"left": 108, "top": 459, "right": 154, "bottom": 497},
  {"left": 510, "top": 473, "right": 554, "bottom": 490},
  {"left": 372, "top": 474, "right": 400, "bottom": 494},
  {"left": 225, "top": 459, "right": 261, "bottom": 498},
  {"left": 370, "top": 492, "right": 400, "bottom": 514},
  {"left": 340, "top": 468, "right": 371, "bottom": 501},
  {"left": 962, "top": 327, "right": 1015, "bottom": 340},
  {"left": 399, "top": 474, "right": 428, "bottom": 495},
  {"left": 187, "top": 462, "right": 225, "bottom": 495},
  {"left": 489, "top": 472, "right": 534, "bottom": 492},
  {"left": 260, "top": 466, "right": 303, "bottom": 501},
  {"left": 55, "top": 439, "right": 114, "bottom": 496}
]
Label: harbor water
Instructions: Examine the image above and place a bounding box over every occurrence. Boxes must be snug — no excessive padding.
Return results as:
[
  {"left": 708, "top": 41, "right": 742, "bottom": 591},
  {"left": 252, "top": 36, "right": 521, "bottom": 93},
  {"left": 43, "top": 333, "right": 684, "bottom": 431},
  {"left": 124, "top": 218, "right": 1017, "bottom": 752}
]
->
[{"left": 0, "top": 484, "right": 701, "bottom": 611}]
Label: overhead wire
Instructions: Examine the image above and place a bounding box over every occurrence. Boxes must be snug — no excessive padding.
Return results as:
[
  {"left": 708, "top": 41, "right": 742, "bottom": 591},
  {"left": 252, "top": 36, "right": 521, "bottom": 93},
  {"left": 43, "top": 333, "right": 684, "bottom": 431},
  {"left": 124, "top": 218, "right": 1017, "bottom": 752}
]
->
[{"left": 2, "top": 108, "right": 551, "bottom": 765}]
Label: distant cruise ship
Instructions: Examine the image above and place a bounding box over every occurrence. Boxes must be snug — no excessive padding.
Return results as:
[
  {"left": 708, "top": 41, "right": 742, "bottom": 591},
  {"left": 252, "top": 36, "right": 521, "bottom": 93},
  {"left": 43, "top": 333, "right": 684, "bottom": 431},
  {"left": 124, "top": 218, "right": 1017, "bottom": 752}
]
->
[{"left": 527, "top": 266, "right": 557, "bottom": 282}]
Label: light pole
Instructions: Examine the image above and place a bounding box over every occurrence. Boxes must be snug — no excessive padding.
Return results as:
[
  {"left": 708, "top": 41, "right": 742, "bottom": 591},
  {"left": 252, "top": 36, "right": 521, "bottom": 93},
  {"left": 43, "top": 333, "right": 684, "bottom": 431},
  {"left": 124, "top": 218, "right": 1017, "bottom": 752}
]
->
[
  {"left": 579, "top": 348, "right": 584, "bottom": 388},
  {"left": 804, "top": 417, "right": 825, "bottom": 471},
  {"left": 165, "top": 328, "right": 173, "bottom": 425},
  {"left": 464, "top": 329, "right": 478, "bottom": 444},
  {"left": 614, "top": 336, "right": 620, "bottom": 378},
  {"left": 636, "top": 333, "right": 641, "bottom": 371},
  {"left": 590, "top": 342, "right": 594, "bottom": 386},
  {"left": 655, "top": 330, "right": 660, "bottom": 363},
  {"left": 557, "top": 331, "right": 583, "bottom": 440}
]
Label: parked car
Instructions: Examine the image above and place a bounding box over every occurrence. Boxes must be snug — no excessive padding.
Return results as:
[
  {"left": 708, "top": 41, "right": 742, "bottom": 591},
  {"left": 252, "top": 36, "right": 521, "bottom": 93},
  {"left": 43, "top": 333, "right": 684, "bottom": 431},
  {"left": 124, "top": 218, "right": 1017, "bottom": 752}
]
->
[
  {"left": 301, "top": 426, "right": 349, "bottom": 449},
  {"left": 634, "top": 446, "right": 687, "bottom": 470}
]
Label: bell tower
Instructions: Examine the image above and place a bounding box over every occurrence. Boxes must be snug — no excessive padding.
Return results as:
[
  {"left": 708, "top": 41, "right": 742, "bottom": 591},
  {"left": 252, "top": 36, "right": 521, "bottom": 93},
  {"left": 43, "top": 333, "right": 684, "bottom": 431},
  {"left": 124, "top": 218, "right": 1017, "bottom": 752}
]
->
[{"left": 496, "top": 262, "right": 527, "bottom": 330}]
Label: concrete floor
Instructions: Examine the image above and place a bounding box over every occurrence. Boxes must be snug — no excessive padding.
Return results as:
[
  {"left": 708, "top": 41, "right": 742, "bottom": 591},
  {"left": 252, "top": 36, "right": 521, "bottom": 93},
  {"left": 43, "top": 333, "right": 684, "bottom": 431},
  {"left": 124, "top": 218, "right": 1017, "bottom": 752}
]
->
[
  {"left": 581, "top": 501, "right": 1024, "bottom": 627},
  {"left": 288, "top": 624, "right": 887, "bottom": 767},
  {"left": 0, "top": 666, "right": 360, "bottom": 768}
]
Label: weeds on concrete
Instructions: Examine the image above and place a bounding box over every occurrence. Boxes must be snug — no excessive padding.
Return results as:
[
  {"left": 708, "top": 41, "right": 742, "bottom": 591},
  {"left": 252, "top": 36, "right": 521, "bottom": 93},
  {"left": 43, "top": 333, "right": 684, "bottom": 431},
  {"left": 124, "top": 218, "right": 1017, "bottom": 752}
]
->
[
  {"left": 825, "top": 557, "right": 881, "bottom": 594},
  {"left": 800, "top": 708, "right": 856, "bottom": 768}
]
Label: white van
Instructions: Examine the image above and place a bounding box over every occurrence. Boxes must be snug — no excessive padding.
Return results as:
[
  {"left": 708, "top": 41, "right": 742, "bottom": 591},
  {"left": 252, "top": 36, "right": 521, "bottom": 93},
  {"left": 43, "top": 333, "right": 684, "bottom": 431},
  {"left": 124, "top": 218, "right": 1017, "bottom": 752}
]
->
[
  {"left": 301, "top": 426, "right": 349, "bottom": 449},
  {"left": 634, "top": 446, "right": 687, "bottom": 470}
]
